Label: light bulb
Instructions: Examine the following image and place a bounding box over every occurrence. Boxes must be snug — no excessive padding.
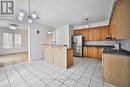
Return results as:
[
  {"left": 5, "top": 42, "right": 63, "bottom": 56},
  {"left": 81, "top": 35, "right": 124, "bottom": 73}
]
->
[
  {"left": 9, "top": 26, "right": 16, "bottom": 30},
  {"left": 86, "top": 24, "right": 89, "bottom": 28},
  {"left": 19, "top": 11, "right": 25, "bottom": 17},
  {"left": 28, "top": 19, "right": 32, "bottom": 23},
  {"left": 18, "top": 16, "right": 23, "bottom": 21},
  {"left": 31, "top": 12, "right": 37, "bottom": 19},
  {"left": 48, "top": 31, "right": 52, "bottom": 34}
]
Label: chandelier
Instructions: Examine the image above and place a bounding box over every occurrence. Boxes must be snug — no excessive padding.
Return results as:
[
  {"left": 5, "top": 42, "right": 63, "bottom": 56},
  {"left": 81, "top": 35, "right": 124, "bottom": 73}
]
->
[{"left": 18, "top": 0, "right": 39, "bottom": 23}]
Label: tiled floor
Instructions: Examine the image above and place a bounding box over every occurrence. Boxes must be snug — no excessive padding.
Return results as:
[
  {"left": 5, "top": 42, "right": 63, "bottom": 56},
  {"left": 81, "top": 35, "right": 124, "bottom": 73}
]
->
[{"left": 0, "top": 57, "right": 118, "bottom": 87}]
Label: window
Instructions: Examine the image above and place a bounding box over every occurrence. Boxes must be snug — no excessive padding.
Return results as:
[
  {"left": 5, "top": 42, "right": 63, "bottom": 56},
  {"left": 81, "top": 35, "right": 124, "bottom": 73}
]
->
[
  {"left": 3, "top": 33, "right": 13, "bottom": 48},
  {"left": 14, "top": 34, "right": 22, "bottom": 48},
  {"left": 2, "top": 33, "right": 22, "bottom": 49}
]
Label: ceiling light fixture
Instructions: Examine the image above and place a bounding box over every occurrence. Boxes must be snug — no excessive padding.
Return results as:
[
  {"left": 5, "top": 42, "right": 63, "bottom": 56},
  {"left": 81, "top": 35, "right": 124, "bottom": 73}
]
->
[
  {"left": 48, "top": 31, "right": 52, "bottom": 34},
  {"left": 18, "top": 0, "right": 39, "bottom": 23},
  {"left": 31, "top": 12, "right": 38, "bottom": 19},
  {"left": 19, "top": 10, "right": 25, "bottom": 17},
  {"left": 85, "top": 18, "right": 89, "bottom": 28},
  {"left": 18, "top": 10, "right": 25, "bottom": 22},
  {"left": 9, "top": 24, "right": 17, "bottom": 30}
]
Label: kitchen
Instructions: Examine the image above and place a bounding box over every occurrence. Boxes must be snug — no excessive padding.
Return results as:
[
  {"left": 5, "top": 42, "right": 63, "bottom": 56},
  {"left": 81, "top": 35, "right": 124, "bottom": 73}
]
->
[
  {"left": 43, "top": 0, "right": 130, "bottom": 87},
  {"left": 0, "top": 0, "right": 130, "bottom": 87}
]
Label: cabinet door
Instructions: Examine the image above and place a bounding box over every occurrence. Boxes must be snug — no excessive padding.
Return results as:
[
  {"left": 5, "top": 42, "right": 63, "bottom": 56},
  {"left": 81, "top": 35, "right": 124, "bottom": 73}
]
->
[
  {"left": 109, "top": 3, "right": 117, "bottom": 39},
  {"left": 44, "top": 45, "right": 54, "bottom": 64},
  {"left": 103, "top": 54, "right": 113, "bottom": 83},
  {"left": 103, "top": 54, "right": 130, "bottom": 87},
  {"left": 109, "top": 0, "right": 130, "bottom": 39},
  {"left": 117, "top": 0, "right": 130, "bottom": 39},
  {"left": 92, "top": 47, "right": 99, "bottom": 58},
  {"left": 87, "top": 47, "right": 93, "bottom": 57},
  {"left": 98, "top": 48, "right": 102, "bottom": 59},
  {"left": 67, "top": 49, "right": 73, "bottom": 67},
  {"left": 74, "top": 30, "right": 80, "bottom": 35},
  {"left": 88, "top": 29, "right": 93, "bottom": 41},
  {"left": 77, "top": 30, "right": 82, "bottom": 35},
  {"left": 100, "top": 27, "right": 109, "bottom": 40},
  {"left": 80, "top": 30, "right": 84, "bottom": 35},
  {"left": 92, "top": 29, "right": 101, "bottom": 41},
  {"left": 74, "top": 30, "right": 77, "bottom": 35},
  {"left": 53, "top": 46, "right": 67, "bottom": 68},
  {"left": 84, "top": 29, "right": 89, "bottom": 41},
  {"left": 83, "top": 47, "right": 88, "bottom": 57}
]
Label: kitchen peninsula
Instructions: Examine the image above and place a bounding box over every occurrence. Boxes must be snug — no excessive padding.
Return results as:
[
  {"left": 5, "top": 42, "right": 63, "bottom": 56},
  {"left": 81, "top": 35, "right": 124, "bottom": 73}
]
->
[
  {"left": 43, "top": 44, "right": 73, "bottom": 69},
  {"left": 102, "top": 48, "right": 130, "bottom": 87}
]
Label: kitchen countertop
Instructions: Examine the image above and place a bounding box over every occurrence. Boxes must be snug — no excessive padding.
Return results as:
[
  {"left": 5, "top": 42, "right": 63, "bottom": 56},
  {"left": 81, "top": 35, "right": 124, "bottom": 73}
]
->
[
  {"left": 103, "top": 48, "right": 130, "bottom": 56},
  {"left": 41, "top": 44, "right": 67, "bottom": 46},
  {"left": 84, "top": 45, "right": 114, "bottom": 48}
]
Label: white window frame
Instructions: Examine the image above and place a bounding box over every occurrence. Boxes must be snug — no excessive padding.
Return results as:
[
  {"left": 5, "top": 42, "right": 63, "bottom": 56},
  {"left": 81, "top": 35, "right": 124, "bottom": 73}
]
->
[
  {"left": 2, "top": 32, "right": 22, "bottom": 49},
  {"left": 2, "top": 32, "right": 13, "bottom": 49},
  {"left": 14, "top": 34, "right": 22, "bottom": 48}
]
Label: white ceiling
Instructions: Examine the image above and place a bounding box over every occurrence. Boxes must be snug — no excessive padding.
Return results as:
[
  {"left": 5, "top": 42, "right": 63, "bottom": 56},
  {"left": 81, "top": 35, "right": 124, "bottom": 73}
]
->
[
  {"left": 0, "top": 20, "right": 28, "bottom": 30},
  {"left": 0, "top": 0, "right": 115, "bottom": 27}
]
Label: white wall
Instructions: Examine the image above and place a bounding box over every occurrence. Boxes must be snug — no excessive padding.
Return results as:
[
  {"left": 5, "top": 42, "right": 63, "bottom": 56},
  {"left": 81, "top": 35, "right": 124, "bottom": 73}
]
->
[
  {"left": 69, "top": 25, "right": 74, "bottom": 47},
  {"left": 0, "top": 27, "right": 28, "bottom": 55},
  {"left": 30, "top": 23, "right": 53, "bottom": 61},
  {"left": 55, "top": 24, "right": 73, "bottom": 48}
]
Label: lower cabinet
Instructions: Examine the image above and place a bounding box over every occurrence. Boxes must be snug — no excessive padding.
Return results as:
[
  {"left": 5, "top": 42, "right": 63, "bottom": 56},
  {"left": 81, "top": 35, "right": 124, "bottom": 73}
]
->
[
  {"left": 83, "top": 46, "right": 102, "bottom": 59},
  {"left": 83, "top": 47, "right": 88, "bottom": 57},
  {"left": 98, "top": 48, "right": 102, "bottom": 58},
  {"left": 92, "top": 47, "right": 99, "bottom": 58},
  {"left": 44, "top": 45, "right": 54, "bottom": 64},
  {"left": 53, "top": 45, "right": 67, "bottom": 68},
  {"left": 87, "top": 47, "right": 93, "bottom": 57},
  {"left": 67, "top": 48, "right": 73, "bottom": 68},
  {"left": 103, "top": 53, "right": 130, "bottom": 87},
  {"left": 44, "top": 45, "right": 73, "bottom": 69}
]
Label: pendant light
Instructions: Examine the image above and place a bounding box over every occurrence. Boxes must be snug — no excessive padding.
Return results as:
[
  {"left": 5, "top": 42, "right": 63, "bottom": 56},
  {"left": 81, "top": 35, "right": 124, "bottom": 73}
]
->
[
  {"left": 85, "top": 18, "right": 89, "bottom": 28},
  {"left": 18, "top": 0, "right": 39, "bottom": 23}
]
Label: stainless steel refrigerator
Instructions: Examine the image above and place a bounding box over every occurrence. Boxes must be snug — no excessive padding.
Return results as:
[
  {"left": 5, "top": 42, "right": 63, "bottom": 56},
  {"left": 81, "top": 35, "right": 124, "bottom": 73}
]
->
[{"left": 72, "top": 35, "right": 83, "bottom": 57}]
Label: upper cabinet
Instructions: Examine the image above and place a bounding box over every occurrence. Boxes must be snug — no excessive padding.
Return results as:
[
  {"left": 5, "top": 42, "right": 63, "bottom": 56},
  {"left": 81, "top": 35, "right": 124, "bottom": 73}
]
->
[
  {"left": 92, "top": 28, "right": 101, "bottom": 41},
  {"left": 74, "top": 26, "right": 108, "bottom": 41},
  {"left": 109, "top": 0, "right": 130, "bottom": 39},
  {"left": 100, "top": 26, "right": 109, "bottom": 40},
  {"left": 88, "top": 29, "right": 93, "bottom": 41},
  {"left": 84, "top": 29, "right": 89, "bottom": 41}
]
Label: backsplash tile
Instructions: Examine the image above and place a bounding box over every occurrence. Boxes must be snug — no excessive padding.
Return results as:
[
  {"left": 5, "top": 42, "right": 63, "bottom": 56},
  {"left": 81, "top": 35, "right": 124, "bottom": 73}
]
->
[{"left": 120, "top": 39, "right": 130, "bottom": 52}]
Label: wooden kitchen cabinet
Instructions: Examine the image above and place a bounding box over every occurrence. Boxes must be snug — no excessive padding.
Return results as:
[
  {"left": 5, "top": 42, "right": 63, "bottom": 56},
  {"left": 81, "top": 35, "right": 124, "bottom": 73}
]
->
[
  {"left": 74, "top": 30, "right": 80, "bottom": 35},
  {"left": 92, "top": 47, "right": 99, "bottom": 58},
  {"left": 80, "top": 29, "right": 84, "bottom": 35},
  {"left": 84, "top": 29, "right": 89, "bottom": 41},
  {"left": 109, "top": 0, "right": 130, "bottom": 39},
  {"left": 83, "top": 47, "right": 88, "bottom": 57},
  {"left": 44, "top": 45, "right": 54, "bottom": 64},
  {"left": 100, "top": 27, "right": 109, "bottom": 40},
  {"left": 67, "top": 48, "right": 73, "bottom": 68},
  {"left": 92, "top": 28, "right": 101, "bottom": 41},
  {"left": 74, "top": 30, "right": 78, "bottom": 35},
  {"left": 88, "top": 29, "right": 93, "bottom": 41},
  {"left": 98, "top": 48, "right": 102, "bottom": 59},
  {"left": 83, "top": 46, "right": 102, "bottom": 59},
  {"left": 92, "top": 47, "right": 102, "bottom": 59},
  {"left": 103, "top": 53, "right": 130, "bottom": 87},
  {"left": 74, "top": 26, "right": 109, "bottom": 41},
  {"left": 44, "top": 45, "right": 73, "bottom": 69},
  {"left": 87, "top": 47, "right": 93, "bottom": 57}
]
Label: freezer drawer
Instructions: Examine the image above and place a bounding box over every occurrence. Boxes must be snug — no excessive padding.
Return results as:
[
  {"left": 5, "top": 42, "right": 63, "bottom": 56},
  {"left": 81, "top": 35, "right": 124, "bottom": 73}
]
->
[{"left": 73, "top": 47, "right": 83, "bottom": 57}]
